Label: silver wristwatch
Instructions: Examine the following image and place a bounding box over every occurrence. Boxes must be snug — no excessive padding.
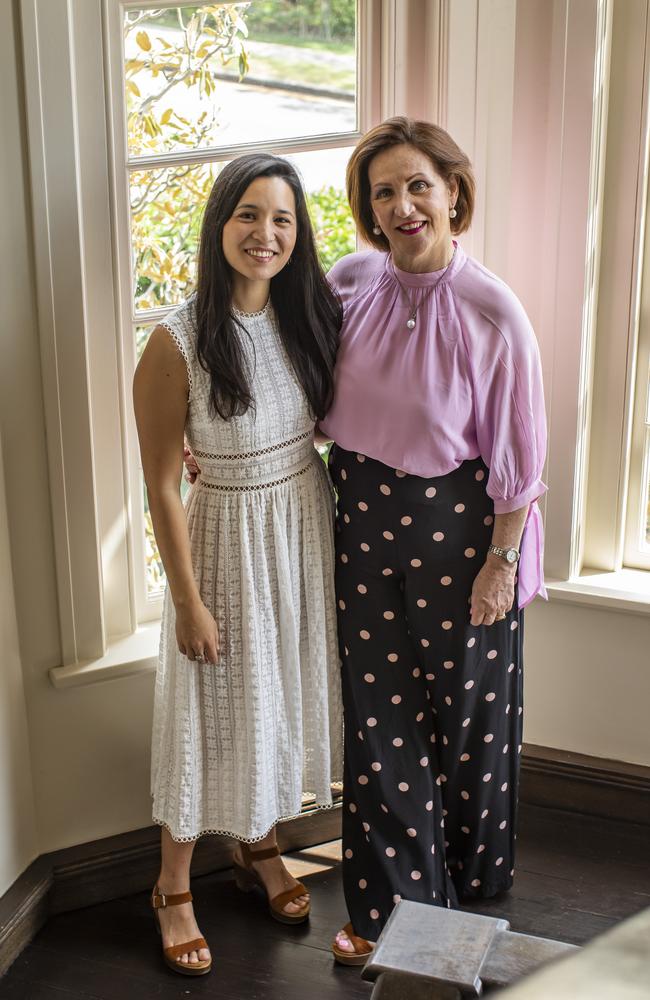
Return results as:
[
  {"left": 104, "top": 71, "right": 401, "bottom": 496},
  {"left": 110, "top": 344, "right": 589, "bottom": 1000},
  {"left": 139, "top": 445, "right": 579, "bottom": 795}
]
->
[{"left": 488, "top": 543, "right": 520, "bottom": 564}]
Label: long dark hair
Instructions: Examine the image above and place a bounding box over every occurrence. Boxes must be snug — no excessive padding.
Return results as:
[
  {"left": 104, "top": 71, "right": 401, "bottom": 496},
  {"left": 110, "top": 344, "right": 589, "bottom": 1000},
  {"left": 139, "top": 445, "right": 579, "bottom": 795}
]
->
[{"left": 195, "top": 154, "right": 342, "bottom": 420}]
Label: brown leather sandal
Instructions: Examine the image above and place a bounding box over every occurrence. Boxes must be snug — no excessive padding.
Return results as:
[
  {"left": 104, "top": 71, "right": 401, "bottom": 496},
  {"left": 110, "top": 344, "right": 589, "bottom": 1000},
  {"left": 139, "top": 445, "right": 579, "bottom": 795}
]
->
[
  {"left": 233, "top": 843, "right": 310, "bottom": 925},
  {"left": 331, "top": 922, "right": 375, "bottom": 966},
  {"left": 151, "top": 886, "right": 212, "bottom": 976}
]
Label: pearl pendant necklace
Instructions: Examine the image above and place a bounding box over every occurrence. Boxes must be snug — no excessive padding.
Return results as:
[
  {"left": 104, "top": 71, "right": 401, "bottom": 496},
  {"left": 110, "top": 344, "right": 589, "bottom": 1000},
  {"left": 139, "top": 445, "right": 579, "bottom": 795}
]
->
[{"left": 394, "top": 247, "right": 456, "bottom": 331}]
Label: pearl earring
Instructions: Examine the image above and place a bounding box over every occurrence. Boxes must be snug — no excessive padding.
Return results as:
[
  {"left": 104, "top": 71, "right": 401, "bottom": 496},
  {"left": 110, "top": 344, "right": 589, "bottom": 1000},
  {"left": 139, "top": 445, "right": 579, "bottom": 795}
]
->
[
  {"left": 449, "top": 207, "right": 457, "bottom": 219},
  {"left": 372, "top": 225, "right": 381, "bottom": 235}
]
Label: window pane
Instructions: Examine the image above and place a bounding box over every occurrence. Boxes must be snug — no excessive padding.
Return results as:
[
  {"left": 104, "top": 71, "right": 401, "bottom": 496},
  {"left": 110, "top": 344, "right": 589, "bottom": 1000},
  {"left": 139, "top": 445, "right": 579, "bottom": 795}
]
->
[{"left": 123, "top": 2, "right": 357, "bottom": 159}]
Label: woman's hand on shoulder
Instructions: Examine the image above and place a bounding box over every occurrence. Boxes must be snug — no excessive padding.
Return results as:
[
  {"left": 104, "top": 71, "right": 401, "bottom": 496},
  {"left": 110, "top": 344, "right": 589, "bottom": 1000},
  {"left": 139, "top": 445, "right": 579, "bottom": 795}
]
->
[
  {"left": 469, "top": 560, "right": 515, "bottom": 627},
  {"left": 175, "top": 596, "right": 220, "bottom": 665}
]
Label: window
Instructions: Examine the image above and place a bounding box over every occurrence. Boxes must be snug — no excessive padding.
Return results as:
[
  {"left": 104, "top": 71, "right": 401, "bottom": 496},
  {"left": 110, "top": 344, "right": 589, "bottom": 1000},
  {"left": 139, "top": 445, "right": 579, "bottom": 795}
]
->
[{"left": 104, "top": 0, "right": 370, "bottom": 622}]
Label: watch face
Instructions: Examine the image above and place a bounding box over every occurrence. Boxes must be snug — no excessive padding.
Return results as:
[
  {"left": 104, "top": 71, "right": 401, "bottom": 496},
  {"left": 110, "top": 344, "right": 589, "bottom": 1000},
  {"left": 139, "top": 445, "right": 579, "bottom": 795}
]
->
[{"left": 506, "top": 549, "right": 518, "bottom": 563}]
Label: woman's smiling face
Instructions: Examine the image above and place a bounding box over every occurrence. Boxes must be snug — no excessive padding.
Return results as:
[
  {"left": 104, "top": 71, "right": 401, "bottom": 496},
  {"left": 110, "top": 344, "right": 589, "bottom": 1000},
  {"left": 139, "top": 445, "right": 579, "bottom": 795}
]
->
[
  {"left": 222, "top": 175, "right": 297, "bottom": 287},
  {"left": 368, "top": 143, "right": 458, "bottom": 273}
]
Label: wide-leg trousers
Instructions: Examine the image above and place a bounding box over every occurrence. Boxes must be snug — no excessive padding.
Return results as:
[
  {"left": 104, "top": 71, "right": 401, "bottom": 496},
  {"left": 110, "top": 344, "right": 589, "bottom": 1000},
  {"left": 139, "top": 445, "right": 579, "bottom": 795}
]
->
[{"left": 328, "top": 446, "right": 524, "bottom": 942}]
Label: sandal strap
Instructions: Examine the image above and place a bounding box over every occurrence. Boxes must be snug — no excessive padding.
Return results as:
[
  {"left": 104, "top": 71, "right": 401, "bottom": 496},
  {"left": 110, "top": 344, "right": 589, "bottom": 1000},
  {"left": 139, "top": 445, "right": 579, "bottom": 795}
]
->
[
  {"left": 340, "top": 922, "right": 373, "bottom": 955},
  {"left": 164, "top": 937, "right": 208, "bottom": 961},
  {"left": 152, "top": 888, "right": 193, "bottom": 909},
  {"left": 241, "top": 843, "right": 280, "bottom": 864},
  {"left": 271, "top": 882, "right": 308, "bottom": 911}
]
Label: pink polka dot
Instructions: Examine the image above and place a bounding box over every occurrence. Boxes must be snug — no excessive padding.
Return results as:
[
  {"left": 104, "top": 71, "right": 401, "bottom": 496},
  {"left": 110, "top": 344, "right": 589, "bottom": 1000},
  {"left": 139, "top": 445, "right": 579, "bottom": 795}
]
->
[
  {"left": 475, "top": 470, "right": 485, "bottom": 481},
  {"left": 364, "top": 673, "right": 375, "bottom": 683},
  {"left": 360, "top": 629, "right": 371, "bottom": 640},
  {"left": 443, "top": 660, "right": 454, "bottom": 670},
  {"left": 343, "top": 513, "right": 350, "bottom": 523},
  {"left": 360, "top": 542, "right": 370, "bottom": 552},
  {"left": 412, "top": 667, "right": 421, "bottom": 678},
  {"left": 358, "top": 501, "right": 368, "bottom": 511},
  {"left": 442, "top": 620, "right": 453, "bottom": 630},
  {"left": 461, "top": 825, "right": 470, "bottom": 834},
  {"left": 436, "top": 775, "right": 442, "bottom": 786},
  {"left": 416, "top": 711, "right": 424, "bottom": 721},
  {"left": 508, "top": 662, "right": 515, "bottom": 672},
  {"left": 471, "top": 878, "right": 481, "bottom": 887},
  {"left": 481, "top": 808, "right": 489, "bottom": 818},
  {"left": 383, "top": 610, "right": 395, "bottom": 620},
  {"left": 417, "top": 598, "right": 427, "bottom": 608},
  {"left": 467, "top": 637, "right": 476, "bottom": 648},
  {"left": 393, "top": 894, "right": 402, "bottom": 903},
  {"left": 496, "top": 857, "right": 503, "bottom": 866},
  {"left": 359, "top": 879, "right": 367, "bottom": 889},
  {"left": 454, "top": 503, "right": 465, "bottom": 513},
  {"left": 461, "top": 790, "right": 470, "bottom": 800},
  {"left": 356, "top": 454, "right": 366, "bottom": 462},
  {"left": 464, "top": 680, "right": 474, "bottom": 690},
  {"left": 426, "top": 800, "right": 433, "bottom": 811},
  {"left": 511, "top": 621, "right": 518, "bottom": 632},
  {"left": 421, "top": 638, "right": 430, "bottom": 648},
  {"left": 411, "top": 558, "right": 422, "bottom": 567},
  {"left": 370, "top": 908, "right": 380, "bottom": 919},
  {"left": 385, "top": 847, "right": 396, "bottom": 857},
  {"left": 341, "top": 469, "right": 347, "bottom": 480},
  {"left": 425, "top": 486, "right": 437, "bottom": 498},
  {"left": 380, "top": 484, "right": 391, "bottom": 495},
  {"left": 407, "top": 828, "right": 417, "bottom": 837},
  {"left": 391, "top": 695, "right": 402, "bottom": 705},
  {"left": 499, "top": 820, "right": 507, "bottom": 830},
  {"left": 503, "top": 743, "right": 509, "bottom": 753},
  {"left": 358, "top": 775, "right": 369, "bottom": 785},
  {"left": 387, "top": 653, "right": 399, "bottom": 662},
  {"left": 401, "top": 516, "right": 412, "bottom": 526},
  {"left": 460, "top": 753, "right": 470, "bottom": 762},
  {"left": 398, "top": 782, "right": 409, "bottom": 792},
  {"left": 444, "top": 695, "right": 452, "bottom": 706},
  {"left": 410, "top": 870, "right": 422, "bottom": 881},
  {"left": 440, "top": 576, "right": 452, "bottom": 586},
  {"left": 362, "top": 823, "right": 370, "bottom": 834},
  {"left": 419, "top": 756, "right": 429, "bottom": 767},
  {"left": 371, "top": 762, "right": 382, "bottom": 771},
  {"left": 345, "top": 646, "right": 349, "bottom": 656},
  {"left": 431, "top": 844, "right": 436, "bottom": 854},
  {"left": 485, "top": 692, "right": 496, "bottom": 702},
  {"left": 383, "top": 530, "right": 394, "bottom": 540},
  {"left": 383, "top": 567, "right": 393, "bottom": 576},
  {"left": 477, "top": 844, "right": 485, "bottom": 854},
  {"left": 462, "top": 717, "right": 470, "bottom": 727},
  {"left": 433, "top": 531, "right": 445, "bottom": 541},
  {"left": 392, "top": 737, "right": 403, "bottom": 747},
  {"left": 380, "top": 803, "right": 389, "bottom": 813},
  {"left": 338, "top": 599, "right": 346, "bottom": 609},
  {"left": 487, "top": 649, "right": 497, "bottom": 660},
  {"left": 484, "top": 734, "right": 494, "bottom": 743},
  {"left": 341, "top": 553, "right": 348, "bottom": 563},
  {"left": 367, "top": 717, "right": 377, "bottom": 727},
  {"left": 484, "top": 515, "right": 494, "bottom": 526},
  {"left": 501, "top": 782, "right": 508, "bottom": 792},
  {"left": 425, "top": 672, "right": 434, "bottom": 680},
  {"left": 483, "top": 772, "right": 492, "bottom": 782},
  {"left": 464, "top": 547, "right": 476, "bottom": 557},
  {"left": 349, "top": 804, "right": 357, "bottom": 815},
  {"left": 357, "top": 584, "right": 367, "bottom": 594},
  {"left": 345, "top": 848, "right": 353, "bottom": 858},
  {"left": 357, "top": 730, "right": 363, "bottom": 740}
]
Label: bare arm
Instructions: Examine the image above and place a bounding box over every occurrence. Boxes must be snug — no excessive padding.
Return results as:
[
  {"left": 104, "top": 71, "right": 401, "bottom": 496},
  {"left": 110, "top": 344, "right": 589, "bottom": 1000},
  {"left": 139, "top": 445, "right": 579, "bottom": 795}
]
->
[
  {"left": 133, "top": 326, "right": 219, "bottom": 663},
  {"left": 470, "top": 505, "right": 529, "bottom": 627}
]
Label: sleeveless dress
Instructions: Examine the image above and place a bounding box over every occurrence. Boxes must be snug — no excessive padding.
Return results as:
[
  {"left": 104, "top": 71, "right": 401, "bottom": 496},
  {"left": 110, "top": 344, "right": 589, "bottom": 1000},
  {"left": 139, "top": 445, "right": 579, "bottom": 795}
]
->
[{"left": 150, "top": 296, "right": 342, "bottom": 843}]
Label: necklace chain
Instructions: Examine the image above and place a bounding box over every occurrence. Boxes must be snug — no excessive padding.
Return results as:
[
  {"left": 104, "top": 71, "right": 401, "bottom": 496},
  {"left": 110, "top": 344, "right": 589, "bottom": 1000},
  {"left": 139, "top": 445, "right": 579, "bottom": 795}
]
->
[{"left": 393, "top": 247, "right": 456, "bottom": 331}]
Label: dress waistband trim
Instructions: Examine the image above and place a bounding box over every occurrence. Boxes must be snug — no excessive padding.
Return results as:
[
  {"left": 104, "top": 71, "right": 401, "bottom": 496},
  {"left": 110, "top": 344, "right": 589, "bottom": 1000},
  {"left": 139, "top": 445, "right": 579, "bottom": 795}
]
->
[
  {"left": 193, "top": 429, "right": 312, "bottom": 462},
  {"left": 196, "top": 462, "right": 312, "bottom": 493}
]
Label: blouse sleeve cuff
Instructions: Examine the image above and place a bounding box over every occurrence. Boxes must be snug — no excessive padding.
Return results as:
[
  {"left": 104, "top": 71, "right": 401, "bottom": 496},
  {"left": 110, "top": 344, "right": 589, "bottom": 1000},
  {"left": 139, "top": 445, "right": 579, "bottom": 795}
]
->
[{"left": 492, "top": 479, "right": 547, "bottom": 515}]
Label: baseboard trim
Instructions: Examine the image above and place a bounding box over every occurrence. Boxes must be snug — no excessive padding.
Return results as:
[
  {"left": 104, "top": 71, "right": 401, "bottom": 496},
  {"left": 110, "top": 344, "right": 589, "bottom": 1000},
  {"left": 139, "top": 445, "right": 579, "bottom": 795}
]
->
[
  {"left": 520, "top": 744, "right": 650, "bottom": 826},
  {"left": 2, "top": 747, "right": 649, "bottom": 978}
]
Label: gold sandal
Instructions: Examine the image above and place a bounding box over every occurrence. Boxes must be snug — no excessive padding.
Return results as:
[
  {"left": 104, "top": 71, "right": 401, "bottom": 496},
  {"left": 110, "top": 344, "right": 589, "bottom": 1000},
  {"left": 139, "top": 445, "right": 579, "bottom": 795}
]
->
[
  {"left": 151, "top": 886, "right": 212, "bottom": 976},
  {"left": 332, "top": 922, "right": 375, "bottom": 966},
  {"left": 233, "top": 843, "right": 310, "bottom": 925}
]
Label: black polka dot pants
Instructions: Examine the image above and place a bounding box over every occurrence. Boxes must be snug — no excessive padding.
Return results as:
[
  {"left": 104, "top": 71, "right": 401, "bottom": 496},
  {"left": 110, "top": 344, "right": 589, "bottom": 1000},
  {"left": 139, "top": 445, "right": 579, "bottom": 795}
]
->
[{"left": 328, "top": 446, "right": 524, "bottom": 942}]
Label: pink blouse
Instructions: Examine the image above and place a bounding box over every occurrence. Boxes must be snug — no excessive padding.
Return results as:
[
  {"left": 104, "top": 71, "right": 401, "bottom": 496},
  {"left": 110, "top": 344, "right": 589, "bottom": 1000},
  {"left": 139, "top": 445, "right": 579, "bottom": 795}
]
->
[{"left": 320, "top": 243, "right": 547, "bottom": 608}]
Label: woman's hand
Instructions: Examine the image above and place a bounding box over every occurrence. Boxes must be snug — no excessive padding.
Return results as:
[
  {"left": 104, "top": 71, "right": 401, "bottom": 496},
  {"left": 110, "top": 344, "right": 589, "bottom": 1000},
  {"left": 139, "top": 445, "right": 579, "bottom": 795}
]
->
[
  {"left": 175, "top": 597, "right": 220, "bottom": 665},
  {"left": 470, "top": 558, "right": 516, "bottom": 626},
  {"left": 183, "top": 444, "right": 202, "bottom": 484}
]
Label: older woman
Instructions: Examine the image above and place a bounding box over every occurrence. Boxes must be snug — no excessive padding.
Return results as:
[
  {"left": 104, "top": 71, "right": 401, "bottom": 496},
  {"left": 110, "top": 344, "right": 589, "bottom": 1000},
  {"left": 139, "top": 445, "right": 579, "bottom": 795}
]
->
[{"left": 322, "top": 117, "right": 547, "bottom": 962}]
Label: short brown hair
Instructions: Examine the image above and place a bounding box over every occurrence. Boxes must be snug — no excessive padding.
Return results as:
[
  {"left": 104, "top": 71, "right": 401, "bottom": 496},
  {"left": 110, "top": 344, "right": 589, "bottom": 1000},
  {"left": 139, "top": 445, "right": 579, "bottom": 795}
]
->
[{"left": 346, "top": 117, "right": 475, "bottom": 251}]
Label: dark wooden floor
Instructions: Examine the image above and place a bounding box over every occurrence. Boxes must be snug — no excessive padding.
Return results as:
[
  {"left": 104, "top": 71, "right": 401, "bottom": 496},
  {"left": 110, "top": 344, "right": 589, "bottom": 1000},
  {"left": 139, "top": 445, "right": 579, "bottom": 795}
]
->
[{"left": 2, "top": 803, "right": 649, "bottom": 999}]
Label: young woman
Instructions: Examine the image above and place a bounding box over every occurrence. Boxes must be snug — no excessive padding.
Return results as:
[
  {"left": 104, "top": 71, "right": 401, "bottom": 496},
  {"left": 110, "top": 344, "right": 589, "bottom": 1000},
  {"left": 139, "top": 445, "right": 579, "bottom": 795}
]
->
[{"left": 134, "top": 154, "right": 343, "bottom": 977}]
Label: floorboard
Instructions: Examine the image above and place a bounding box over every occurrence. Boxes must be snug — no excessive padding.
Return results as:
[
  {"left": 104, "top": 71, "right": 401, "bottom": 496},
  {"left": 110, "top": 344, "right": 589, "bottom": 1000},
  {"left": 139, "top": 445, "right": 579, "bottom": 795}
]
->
[{"left": 1, "top": 804, "right": 648, "bottom": 999}]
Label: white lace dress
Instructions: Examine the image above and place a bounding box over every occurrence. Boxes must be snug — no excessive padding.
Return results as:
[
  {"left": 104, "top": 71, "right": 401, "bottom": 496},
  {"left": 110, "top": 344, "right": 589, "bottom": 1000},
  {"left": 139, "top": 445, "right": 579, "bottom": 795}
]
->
[{"left": 150, "top": 296, "right": 342, "bottom": 842}]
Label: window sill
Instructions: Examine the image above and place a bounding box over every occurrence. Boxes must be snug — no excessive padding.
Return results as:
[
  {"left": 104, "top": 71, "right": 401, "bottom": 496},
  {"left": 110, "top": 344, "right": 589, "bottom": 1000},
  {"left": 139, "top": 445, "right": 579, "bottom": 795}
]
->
[
  {"left": 545, "top": 568, "right": 650, "bottom": 616},
  {"left": 49, "top": 623, "right": 160, "bottom": 690}
]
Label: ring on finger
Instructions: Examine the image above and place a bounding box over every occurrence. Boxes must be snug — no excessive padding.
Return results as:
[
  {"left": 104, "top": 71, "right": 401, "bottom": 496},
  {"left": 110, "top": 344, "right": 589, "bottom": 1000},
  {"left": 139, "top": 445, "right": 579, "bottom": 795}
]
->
[
  {"left": 194, "top": 651, "right": 205, "bottom": 663},
  {"left": 495, "top": 612, "right": 506, "bottom": 621}
]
